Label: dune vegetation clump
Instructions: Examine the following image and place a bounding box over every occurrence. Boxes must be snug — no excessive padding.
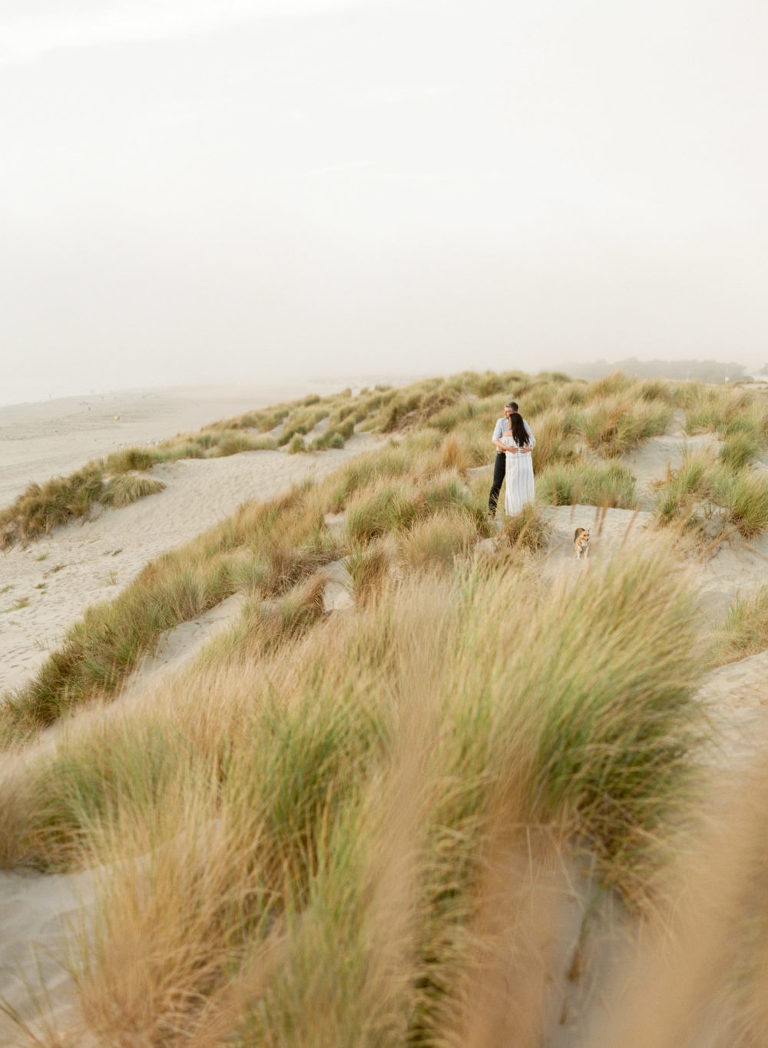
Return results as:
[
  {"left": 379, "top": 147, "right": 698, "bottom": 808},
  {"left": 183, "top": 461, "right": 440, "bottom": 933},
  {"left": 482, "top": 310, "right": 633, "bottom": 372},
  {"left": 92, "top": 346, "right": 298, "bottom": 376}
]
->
[
  {"left": 104, "top": 447, "right": 159, "bottom": 472},
  {"left": 100, "top": 473, "right": 166, "bottom": 508},
  {"left": 580, "top": 394, "right": 673, "bottom": 459},
  {"left": 0, "top": 467, "right": 105, "bottom": 548},
  {"left": 537, "top": 461, "right": 637, "bottom": 508},
  {"left": 713, "top": 587, "right": 768, "bottom": 666},
  {"left": 655, "top": 451, "right": 768, "bottom": 543},
  {"left": 498, "top": 500, "right": 552, "bottom": 552},
  {"left": 682, "top": 384, "right": 768, "bottom": 442}
]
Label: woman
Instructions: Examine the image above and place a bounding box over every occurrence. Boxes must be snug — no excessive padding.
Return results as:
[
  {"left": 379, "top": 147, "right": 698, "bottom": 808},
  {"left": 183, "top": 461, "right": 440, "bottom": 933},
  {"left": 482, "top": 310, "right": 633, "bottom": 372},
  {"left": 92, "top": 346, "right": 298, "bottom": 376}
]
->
[{"left": 492, "top": 405, "right": 535, "bottom": 515}]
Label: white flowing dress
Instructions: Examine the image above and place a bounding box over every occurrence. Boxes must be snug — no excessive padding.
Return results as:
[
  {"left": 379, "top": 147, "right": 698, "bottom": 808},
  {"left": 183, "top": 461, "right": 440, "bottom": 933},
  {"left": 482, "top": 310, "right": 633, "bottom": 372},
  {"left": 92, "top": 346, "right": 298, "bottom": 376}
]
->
[{"left": 501, "top": 430, "right": 535, "bottom": 515}]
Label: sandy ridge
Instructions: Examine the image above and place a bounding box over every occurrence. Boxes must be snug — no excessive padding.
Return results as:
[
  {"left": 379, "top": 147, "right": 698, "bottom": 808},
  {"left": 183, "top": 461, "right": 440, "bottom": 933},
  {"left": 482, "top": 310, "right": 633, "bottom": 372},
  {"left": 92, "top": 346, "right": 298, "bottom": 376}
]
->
[{"left": 0, "top": 437, "right": 381, "bottom": 694}]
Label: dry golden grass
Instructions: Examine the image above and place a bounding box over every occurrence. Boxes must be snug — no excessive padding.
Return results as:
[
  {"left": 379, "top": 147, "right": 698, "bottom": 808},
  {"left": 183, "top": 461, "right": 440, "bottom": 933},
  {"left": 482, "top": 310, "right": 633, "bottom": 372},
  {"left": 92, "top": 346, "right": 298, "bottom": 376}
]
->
[
  {"left": 0, "top": 542, "right": 712, "bottom": 1044},
  {"left": 397, "top": 508, "right": 479, "bottom": 572},
  {"left": 100, "top": 473, "right": 166, "bottom": 508},
  {"left": 582, "top": 763, "right": 768, "bottom": 1048},
  {"left": 712, "top": 587, "right": 768, "bottom": 666}
]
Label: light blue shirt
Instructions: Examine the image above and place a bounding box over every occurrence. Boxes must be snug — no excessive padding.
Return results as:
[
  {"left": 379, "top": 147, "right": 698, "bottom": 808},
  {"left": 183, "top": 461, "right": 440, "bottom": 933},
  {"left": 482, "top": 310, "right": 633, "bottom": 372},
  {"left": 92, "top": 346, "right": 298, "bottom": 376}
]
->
[{"left": 492, "top": 417, "right": 535, "bottom": 448}]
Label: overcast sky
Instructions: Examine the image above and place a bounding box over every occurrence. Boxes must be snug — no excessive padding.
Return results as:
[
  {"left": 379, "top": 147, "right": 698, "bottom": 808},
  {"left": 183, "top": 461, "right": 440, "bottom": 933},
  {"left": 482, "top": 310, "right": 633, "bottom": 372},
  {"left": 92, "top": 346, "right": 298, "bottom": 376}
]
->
[{"left": 2, "top": 0, "right": 767, "bottom": 404}]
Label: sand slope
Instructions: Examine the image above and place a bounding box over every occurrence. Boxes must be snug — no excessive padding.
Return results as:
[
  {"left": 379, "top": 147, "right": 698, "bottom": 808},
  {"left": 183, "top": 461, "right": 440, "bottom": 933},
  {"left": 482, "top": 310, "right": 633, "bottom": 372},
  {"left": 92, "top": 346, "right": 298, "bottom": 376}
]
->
[
  {"left": 0, "top": 383, "right": 365, "bottom": 508},
  {"left": 0, "top": 437, "right": 381, "bottom": 694}
]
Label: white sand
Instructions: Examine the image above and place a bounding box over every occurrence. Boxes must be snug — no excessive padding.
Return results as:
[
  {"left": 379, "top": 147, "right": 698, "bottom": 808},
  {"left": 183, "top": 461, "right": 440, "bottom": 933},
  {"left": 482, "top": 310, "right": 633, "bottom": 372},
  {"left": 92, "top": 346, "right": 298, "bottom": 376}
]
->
[
  {"left": 0, "top": 436, "right": 381, "bottom": 694},
  {"left": 0, "top": 866, "right": 98, "bottom": 1045}
]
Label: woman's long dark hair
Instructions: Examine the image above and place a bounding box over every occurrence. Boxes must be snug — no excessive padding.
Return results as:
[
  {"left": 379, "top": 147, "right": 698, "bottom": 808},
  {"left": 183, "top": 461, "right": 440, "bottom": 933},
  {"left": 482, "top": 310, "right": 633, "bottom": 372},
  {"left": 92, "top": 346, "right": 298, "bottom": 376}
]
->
[{"left": 508, "top": 411, "right": 529, "bottom": 447}]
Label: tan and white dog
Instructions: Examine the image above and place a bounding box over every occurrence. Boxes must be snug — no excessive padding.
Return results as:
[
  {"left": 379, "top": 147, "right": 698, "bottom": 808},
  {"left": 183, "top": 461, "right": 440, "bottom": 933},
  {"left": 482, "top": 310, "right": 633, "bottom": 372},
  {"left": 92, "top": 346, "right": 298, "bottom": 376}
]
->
[{"left": 574, "top": 527, "right": 590, "bottom": 560}]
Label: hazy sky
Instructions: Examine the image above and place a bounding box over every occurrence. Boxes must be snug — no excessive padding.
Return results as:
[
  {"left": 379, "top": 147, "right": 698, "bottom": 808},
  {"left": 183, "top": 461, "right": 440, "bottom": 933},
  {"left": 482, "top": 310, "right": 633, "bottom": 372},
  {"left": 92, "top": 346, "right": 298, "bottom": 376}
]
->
[{"left": 2, "top": 0, "right": 767, "bottom": 403}]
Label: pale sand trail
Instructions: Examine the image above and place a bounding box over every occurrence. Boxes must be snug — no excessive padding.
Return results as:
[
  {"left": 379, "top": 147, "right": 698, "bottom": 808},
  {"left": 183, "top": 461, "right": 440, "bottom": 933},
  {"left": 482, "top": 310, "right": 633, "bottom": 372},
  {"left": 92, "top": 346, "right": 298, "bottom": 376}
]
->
[
  {"left": 0, "top": 435, "right": 381, "bottom": 693},
  {"left": 0, "top": 866, "right": 100, "bottom": 1046}
]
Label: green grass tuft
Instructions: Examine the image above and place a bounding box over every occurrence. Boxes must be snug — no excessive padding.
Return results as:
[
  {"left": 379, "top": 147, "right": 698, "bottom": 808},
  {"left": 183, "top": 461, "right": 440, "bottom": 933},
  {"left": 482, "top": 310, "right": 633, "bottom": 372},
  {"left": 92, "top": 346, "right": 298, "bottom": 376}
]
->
[
  {"left": 537, "top": 461, "right": 637, "bottom": 508},
  {"left": 713, "top": 587, "right": 768, "bottom": 666},
  {"left": 100, "top": 474, "right": 166, "bottom": 508}
]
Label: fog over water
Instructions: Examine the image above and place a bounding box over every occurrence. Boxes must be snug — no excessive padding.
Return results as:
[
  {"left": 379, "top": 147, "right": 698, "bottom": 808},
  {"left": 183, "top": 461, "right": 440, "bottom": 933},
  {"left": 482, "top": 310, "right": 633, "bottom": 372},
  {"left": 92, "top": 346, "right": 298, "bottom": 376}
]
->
[{"left": 2, "top": 0, "right": 767, "bottom": 406}]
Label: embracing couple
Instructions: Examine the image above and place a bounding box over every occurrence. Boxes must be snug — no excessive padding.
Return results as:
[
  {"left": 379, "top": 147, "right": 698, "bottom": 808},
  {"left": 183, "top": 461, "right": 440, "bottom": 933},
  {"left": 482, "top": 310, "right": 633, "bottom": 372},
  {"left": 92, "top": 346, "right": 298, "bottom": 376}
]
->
[{"left": 488, "top": 400, "right": 536, "bottom": 518}]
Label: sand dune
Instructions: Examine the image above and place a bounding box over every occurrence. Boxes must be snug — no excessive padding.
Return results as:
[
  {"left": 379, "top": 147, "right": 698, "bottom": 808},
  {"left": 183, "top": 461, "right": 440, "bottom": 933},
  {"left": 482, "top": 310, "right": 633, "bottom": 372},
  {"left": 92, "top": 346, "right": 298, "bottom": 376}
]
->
[
  {"left": 0, "top": 383, "right": 360, "bottom": 509},
  {"left": 0, "top": 436, "right": 381, "bottom": 694},
  {"left": 2, "top": 395, "right": 768, "bottom": 1045}
]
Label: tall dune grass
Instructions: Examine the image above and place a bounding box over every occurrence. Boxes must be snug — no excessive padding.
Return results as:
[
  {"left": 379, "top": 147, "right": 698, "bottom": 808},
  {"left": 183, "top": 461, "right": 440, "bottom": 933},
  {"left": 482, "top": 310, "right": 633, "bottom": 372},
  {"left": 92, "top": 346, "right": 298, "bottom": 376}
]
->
[
  {"left": 397, "top": 508, "right": 480, "bottom": 572},
  {"left": 683, "top": 384, "right": 768, "bottom": 445},
  {"left": 0, "top": 467, "right": 103, "bottom": 548},
  {"left": 0, "top": 545, "right": 707, "bottom": 1044},
  {"left": 580, "top": 395, "right": 672, "bottom": 458},
  {"left": 713, "top": 587, "right": 768, "bottom": 666},
  {"left": 655, "top": 451, "right": 768, "bottom": 541},
  {"left": 537, "top": 461, "right": 637, "bottom": 508},
  {"left": 100, "top": 474, "right": 166, "bottom": 507}
]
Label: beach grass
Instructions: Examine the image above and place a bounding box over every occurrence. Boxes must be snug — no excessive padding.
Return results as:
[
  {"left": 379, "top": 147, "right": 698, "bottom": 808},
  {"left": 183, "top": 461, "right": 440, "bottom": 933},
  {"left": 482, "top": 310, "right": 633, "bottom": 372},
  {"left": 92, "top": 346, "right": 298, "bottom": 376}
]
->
[
  {"left": 5, "top": 368, "right": 768, "bottom": 1043},
  {"left": 0, "top": 546, "right": 708, "bottom": 1043},
  {"left": 580, "top": 395, "right": 672, "bottom": 459},
  {"left": 682, "top": 385, "right": 768, "bottom": 444},
  {"left": 100, "top": 474, "right": 166, "bottom": 508},
  {"left": 537, "top": 460, "right": 637, "bottom": 508},
  {"left": 498, "top": 500, "right": 552, "bottom": 553},
  {"left": 0, "top": 467, "right": 104, "bottom": 548},
  {"left": 713, "top": 587, "right": 768, "bottom": 666},
  {"left": 655, "top": 451, "right": 768, "bottom": 541}
]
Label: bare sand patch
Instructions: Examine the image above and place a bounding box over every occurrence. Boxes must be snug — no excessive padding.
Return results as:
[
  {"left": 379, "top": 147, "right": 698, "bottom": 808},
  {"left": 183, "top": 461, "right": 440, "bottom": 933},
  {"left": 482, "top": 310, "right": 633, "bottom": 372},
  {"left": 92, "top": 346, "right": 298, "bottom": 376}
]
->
[{"left": 0, "top": 865, "right": 98, "bottom": 1046}]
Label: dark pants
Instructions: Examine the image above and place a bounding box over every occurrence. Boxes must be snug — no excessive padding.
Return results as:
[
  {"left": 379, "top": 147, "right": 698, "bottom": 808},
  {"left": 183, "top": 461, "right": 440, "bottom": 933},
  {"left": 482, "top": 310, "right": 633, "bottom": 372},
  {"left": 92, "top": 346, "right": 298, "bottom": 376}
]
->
[{"left": 488, "top": 452, "right": 506, "bottom": 515}]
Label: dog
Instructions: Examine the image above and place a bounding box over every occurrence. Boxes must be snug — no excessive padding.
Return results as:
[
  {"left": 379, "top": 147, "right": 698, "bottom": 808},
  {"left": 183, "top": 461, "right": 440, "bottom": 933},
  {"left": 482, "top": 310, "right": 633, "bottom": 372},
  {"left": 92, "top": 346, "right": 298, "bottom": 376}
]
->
[{"left": 574, "top": 527, "right": 590, "bottom": 560}]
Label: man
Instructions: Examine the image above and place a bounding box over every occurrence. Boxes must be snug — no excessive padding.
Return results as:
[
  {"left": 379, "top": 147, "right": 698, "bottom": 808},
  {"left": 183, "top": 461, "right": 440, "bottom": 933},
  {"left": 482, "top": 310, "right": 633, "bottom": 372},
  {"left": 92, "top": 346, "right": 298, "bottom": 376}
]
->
[{"left": 488, "top": 401, "right": 514, "bottom": 517}]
